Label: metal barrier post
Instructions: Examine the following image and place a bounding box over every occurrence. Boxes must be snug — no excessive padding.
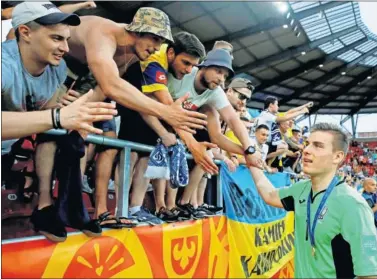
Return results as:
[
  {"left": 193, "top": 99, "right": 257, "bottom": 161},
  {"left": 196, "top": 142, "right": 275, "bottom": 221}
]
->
[
  {"left": 216, "top": 165, "right": 223, "bottom": 211},
  {"left": 44, "top": 129, "right": 222, "bottom": 216},
  {"left": 117, "top": 147, "right": 131, "bottom": 218}
]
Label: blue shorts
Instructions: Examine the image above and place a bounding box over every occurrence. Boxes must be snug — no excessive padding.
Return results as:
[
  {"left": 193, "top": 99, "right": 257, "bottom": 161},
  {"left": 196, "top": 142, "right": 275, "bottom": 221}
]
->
[
  {"left": 94, "top": 118, "right": 116, "bottom": 133},
  {"left": 93, "top": 98, "right": 116, "bottom": 133}
]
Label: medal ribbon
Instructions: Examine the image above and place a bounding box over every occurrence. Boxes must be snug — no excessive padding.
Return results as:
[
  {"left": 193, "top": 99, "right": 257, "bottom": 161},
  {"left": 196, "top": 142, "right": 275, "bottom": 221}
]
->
[{"left": 307, "top": 177, "right": 339, "bottom": 251}]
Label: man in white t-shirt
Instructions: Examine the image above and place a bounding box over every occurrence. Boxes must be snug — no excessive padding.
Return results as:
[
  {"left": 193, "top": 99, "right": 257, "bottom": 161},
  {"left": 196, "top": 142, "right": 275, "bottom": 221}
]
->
[
  {"left": 251, "top": 96, "right": 312, "bottom": 159},
  {"left": 252, "top": 97, "right": 310, "bottom": 142},
  {"left": 251, "top": 125, "right": 269, "bottom": 161},
  {"left": 227, "top": 123, "right": 277, "bottom": 173},
  {"left": 167, "top": 49, "right": 263, "bottom": 216},
  {"left": 250, "top": 124, "right": 278, "bottom": 173}
]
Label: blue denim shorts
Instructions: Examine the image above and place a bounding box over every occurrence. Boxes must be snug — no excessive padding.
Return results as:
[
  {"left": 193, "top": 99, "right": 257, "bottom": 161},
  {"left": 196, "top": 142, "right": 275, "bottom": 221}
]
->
[
  {"left": 93, "top": 98, "right": 116, "bottom": 133},
  {"left": 94, "top": 118, "right": 116, "bottom": 133}
]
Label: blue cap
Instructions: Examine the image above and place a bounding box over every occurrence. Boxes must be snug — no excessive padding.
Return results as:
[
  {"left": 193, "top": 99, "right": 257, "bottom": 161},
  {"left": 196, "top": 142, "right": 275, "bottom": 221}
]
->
[{"left": 198, "top": 49, "right": 235, "bottom": 78}]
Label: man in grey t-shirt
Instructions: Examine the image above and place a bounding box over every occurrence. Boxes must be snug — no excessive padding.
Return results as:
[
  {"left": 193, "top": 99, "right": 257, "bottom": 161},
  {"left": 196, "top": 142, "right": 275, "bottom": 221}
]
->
[
  {"left": 1, "top": 2, "right": 82, "bottom": 242},
  {"left": 166, "top": 49, "right": 264, "bottom": 216}
]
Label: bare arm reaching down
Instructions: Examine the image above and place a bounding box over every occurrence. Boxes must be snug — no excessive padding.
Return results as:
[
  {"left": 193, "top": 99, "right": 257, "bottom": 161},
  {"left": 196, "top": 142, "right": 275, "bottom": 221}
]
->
[
  {"left": 220, "top": 105, "right": 264, "bottom": 169},
  {"left": 84, "top": 26, "right": 207, "bottom": 133},
  {"left": 201, "top": 105, "right": 244, "bottom": 155},
  {"left": 59, "top": 1, "right": 96, "bottom": 13},
  {"left": 248, "top": 167, "right": 284, "bottom": 208},
  {"left": 2, "top": 90, "right": 117, "bottom": 140}
]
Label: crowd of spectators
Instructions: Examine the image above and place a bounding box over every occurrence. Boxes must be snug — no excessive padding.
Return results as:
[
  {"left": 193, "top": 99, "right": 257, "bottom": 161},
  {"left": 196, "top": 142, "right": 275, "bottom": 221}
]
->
[
  {"left": 1, "top": 2, "right": 376, "bottom": 243},
  {"left": 338, "top": 141, "right": 377, "bottom": 191},
  {"left": 343, "top": 141, "right": 377, "bottom": 176}
]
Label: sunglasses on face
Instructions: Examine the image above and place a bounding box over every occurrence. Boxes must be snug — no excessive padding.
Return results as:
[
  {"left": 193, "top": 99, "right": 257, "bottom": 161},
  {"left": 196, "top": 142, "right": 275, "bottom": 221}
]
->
[{"left": 233, "top": 88, "right": 250, "bottom": 101}]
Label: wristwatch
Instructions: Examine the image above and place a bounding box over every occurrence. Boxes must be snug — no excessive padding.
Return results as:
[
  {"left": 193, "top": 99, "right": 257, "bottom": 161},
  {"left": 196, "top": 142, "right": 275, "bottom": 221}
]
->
[{"left": 244, "top": 145, "right": 256, "bottom": 155}]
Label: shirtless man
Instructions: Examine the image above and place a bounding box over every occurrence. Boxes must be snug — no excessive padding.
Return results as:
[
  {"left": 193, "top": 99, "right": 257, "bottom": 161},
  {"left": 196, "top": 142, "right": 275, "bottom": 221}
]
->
[{"left": 63, "top": 8, "right": 206, "bottom": 127}]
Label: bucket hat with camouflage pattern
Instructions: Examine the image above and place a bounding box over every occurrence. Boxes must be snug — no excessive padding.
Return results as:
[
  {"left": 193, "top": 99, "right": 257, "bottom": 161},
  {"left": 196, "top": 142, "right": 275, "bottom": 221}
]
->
[{"left": 125, "top": 7, "right": 174, "bottom": 43}]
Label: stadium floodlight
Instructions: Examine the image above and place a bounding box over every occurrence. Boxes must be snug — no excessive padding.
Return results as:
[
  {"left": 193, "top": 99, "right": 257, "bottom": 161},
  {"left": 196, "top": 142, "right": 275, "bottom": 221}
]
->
[
  {"left": 275, "top": 2, "right": 288, "bottom": 13},
  {"left": 359, "top": 2, "right": 377, "bottom": 36}
]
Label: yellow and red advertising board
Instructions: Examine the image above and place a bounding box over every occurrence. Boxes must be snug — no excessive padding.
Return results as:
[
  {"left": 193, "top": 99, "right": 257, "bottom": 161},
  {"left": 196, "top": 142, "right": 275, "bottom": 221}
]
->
[
  {"left": 2, "top": 214, "right": 294, "bottom": 278},
  {"left": 3, "top": 166, "right": 295, "bottom": 278}
]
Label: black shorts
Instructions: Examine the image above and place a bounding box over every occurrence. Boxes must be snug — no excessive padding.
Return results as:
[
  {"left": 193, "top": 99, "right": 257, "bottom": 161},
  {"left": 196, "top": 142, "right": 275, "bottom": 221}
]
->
[
  {"left": 118, "top": 108, "right": 162, "bottom": 157},
  {"left": 118, "top": 62, "right": 163, "bottom": 157}
]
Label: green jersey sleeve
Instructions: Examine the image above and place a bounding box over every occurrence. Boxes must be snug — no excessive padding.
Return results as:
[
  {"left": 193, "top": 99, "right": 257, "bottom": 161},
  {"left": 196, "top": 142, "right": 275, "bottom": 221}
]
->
[
  {"left": 278, "top": 179, "right": 310, "bottom": 211},
  {"left": 341, "top": 197, "right": 377, "bottom": 276}
]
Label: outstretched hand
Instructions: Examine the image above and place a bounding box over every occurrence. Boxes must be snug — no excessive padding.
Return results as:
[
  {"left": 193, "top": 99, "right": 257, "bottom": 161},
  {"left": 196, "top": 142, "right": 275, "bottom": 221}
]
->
[
  {"left": 60, "top": 89, "right": 117, "bottom": 135},
  {"left": 162, "top": 93, "right": 208, "bottom": 134},
  {"left": 188, "top": 140, "right": 219, "bottom": 175}
]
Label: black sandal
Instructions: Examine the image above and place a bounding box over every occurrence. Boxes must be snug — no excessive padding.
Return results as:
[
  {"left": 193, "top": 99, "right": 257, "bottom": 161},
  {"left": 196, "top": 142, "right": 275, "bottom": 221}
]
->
[{"left": 97, "top": 211, "right": 138, "bottom": 229}]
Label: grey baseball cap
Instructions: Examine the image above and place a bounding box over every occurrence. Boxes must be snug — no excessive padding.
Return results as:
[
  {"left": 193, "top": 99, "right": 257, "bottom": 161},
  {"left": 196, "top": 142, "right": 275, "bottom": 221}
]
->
[
  {"left": 228, "top": 77, "right": 255, "bottom": 98},
  {"left": 228, "top": 77, "right": 254, "bottom": 90},
  {"left": 11, "top": 2, "right": 80, "bottom": 29}
]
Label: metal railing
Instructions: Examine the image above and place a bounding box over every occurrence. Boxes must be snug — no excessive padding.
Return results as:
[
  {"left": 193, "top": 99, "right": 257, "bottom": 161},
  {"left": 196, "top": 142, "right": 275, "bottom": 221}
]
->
[
  {"left": 45, "top": 129, "right": 223, "bottom": 218},
  {"left": 2, "top": 131, "right": 303, "bottom": 244}
]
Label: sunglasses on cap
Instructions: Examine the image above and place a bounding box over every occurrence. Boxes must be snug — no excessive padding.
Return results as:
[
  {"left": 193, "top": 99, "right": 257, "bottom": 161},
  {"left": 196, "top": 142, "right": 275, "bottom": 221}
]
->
[{"left": 247, "top": 83, "right": 255, "bottom": 92}]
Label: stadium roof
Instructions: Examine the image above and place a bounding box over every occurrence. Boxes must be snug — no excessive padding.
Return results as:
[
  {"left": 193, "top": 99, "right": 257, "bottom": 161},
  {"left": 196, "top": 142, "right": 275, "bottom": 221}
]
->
[{"left": 8, "top": 1, "right": 375, "bottom": 116}]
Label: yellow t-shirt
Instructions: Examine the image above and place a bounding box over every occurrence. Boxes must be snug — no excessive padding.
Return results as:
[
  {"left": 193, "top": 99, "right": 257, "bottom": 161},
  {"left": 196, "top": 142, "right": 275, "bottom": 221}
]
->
[
  {"left": 278, "top": 112, "right": 293, "bottom": 137},
  {"left": 139, "top": 44, "right": 169, "bottom": 93},
  {"left": 225, "top": 130, "right": 244, "bottom": 159}
]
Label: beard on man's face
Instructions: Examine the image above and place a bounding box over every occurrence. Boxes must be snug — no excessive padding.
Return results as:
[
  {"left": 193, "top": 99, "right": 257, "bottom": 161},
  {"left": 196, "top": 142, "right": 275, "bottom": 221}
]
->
[{"left": 200, "top": 75, "right": 210, "bottom": 89}]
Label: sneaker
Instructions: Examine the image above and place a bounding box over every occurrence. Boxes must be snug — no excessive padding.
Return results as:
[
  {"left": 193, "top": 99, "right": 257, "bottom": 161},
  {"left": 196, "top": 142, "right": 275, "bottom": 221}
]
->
[
  {"left": 155, "top": 207, "right": 178, "bottom": 223},
  {"left": 30, "top": 205, "right": 67, "bottom": 242},
  {"left": 132, "top": 207, "right": 164, "bottom": 226},
  {"left": 170, "top": 207, "right": 191, "bottom": 221},
  {"left": 196, "top": 205, "right": 216, "bottom": 217},
  {"left": 177, "top": 203, "right": 212, "bottom": 219},
  {"left": 197, "top": 205, "right": 216, "bottom": 216},
  {"left": 199, "top": 203, "right": 223, "bottom": 214}
]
